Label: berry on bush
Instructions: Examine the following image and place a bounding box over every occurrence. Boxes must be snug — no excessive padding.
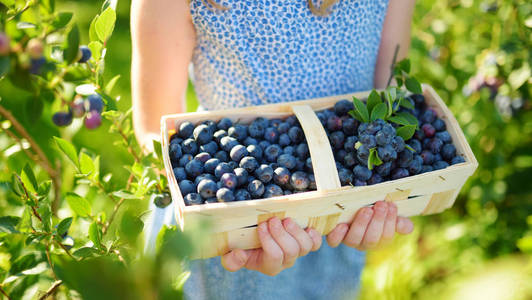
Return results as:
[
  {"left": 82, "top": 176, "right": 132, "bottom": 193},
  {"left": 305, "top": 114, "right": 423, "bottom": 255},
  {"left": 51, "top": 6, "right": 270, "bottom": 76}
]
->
[
  {"left": 78, "top": 45, "right": 92, "bottom": 63},
  {"left": 84, "top": 110, "right": 101, "bottom": 129}
]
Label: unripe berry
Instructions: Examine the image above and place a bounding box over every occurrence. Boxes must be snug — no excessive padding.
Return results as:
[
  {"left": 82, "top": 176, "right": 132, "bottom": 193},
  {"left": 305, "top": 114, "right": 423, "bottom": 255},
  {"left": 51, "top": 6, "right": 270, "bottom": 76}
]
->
[
  {"left": 84, "top": 110, "right": 102, "bottom": 129},
  {"left": 26, "top": 38, "right": 44, "bottom": 59},
  {"left": 71, "top": 97, "right": 86, "bottom": 118},
  {"left": 0, "top": 32, "right": 10, "bottom": 55}
]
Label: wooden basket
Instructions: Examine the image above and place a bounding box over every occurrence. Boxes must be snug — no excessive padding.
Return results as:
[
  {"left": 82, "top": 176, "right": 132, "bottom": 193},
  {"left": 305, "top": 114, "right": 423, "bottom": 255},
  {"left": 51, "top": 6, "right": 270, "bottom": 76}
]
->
[{"left": 160, "top": 85, "right": 478, "bottom": 259}]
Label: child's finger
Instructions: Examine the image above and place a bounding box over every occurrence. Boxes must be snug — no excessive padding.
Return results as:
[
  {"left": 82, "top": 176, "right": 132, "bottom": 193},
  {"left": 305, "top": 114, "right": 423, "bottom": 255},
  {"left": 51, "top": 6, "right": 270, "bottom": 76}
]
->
[
  {"left": 343, "top": 207, "right": 374, "bottom": 248},
  {"left": 268, "top": 217, "right": 300, "bottom": 268},
  {"left": 360, "top": 201, "right": 388, "bottom": 249},
  {"left": 326, "top": 223, "right": 349, "bottom": 248},
  {"left": 283, "top": 218, "right": 313, "bottom": 257},
  {"left": 221, "top": 249, "right": 250, "bottom": 272},
  {"left": 246, "top": 221, "right": 284, "bottom": 276},
  {"left": 381, "top": 202, "right": 397, "bottom": 243},
  {"left": 306, "top": 228, "right": 322, "bottom": 251},
  {"left": 396, "top": 217, "right": 414, "bottom": 234}
]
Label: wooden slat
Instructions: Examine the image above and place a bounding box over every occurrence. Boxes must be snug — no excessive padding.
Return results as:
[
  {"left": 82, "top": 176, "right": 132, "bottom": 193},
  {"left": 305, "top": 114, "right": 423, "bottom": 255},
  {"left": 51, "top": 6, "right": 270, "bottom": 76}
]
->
[
  {"left": 257, "top": 211, "right": 286, "bottom": 224},
  {"left": 307, "top": 213, "right": 341, "bottom": 235},
  {"left": 422, "top": 189, "right": 457, "bottom": 215},
  {"left": 291, "top": 105, "right": 341, "bottom": 191}
]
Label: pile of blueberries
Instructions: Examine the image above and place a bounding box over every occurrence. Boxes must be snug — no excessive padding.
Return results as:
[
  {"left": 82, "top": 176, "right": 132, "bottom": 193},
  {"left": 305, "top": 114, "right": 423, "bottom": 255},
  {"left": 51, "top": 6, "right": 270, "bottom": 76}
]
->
[
  {"left": 320, "top": 94, "right": 465, "bottom": 187},
  {"left": 169, "top": 116, "right": 316, "bottom": 205}
]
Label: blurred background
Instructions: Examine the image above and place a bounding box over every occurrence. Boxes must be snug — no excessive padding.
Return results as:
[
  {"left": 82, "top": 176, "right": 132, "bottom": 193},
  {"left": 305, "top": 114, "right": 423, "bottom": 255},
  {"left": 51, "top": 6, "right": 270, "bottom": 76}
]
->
[{"left": 1, "top": 0, "right": 531, "bottom": 299}]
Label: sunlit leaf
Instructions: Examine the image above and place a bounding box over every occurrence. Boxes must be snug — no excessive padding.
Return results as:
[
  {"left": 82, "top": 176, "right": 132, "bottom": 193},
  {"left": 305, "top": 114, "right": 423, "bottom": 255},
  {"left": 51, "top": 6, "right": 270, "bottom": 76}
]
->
[{"left": 65, "top": 192, "right": 91, "bottom": 217}]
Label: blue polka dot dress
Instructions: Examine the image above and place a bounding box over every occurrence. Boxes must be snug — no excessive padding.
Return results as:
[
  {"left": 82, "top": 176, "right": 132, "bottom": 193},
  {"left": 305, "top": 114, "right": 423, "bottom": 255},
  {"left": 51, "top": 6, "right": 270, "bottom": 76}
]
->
[{"left": 184, "top": 0, "right": 389, "bottom": 299}]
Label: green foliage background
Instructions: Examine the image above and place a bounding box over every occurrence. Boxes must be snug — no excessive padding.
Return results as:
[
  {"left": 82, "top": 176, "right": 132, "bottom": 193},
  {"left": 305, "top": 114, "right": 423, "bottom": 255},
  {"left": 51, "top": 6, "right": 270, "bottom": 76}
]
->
[{"left": 0, "top": 0, "right": 530, "bottom": 299}]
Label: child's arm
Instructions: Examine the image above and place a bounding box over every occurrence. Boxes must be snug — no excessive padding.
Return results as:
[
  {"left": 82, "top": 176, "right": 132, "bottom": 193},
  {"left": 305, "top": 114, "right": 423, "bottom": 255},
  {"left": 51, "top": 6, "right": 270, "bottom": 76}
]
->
[
  {"left": 374, "top": 0, "right": 417, "bottom": 89},
  {"left": 130, "top": 0, "right": 195, "bottom": 151}
]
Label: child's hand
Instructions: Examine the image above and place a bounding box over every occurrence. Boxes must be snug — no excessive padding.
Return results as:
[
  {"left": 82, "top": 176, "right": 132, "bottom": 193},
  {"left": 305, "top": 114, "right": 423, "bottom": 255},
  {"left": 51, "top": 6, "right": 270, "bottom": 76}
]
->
[
  {"left": 326, "top": 201, "right": 414, "bottom": 250},
  {"left": 221, "top": 217, "right": 322, "bottom": 276}
]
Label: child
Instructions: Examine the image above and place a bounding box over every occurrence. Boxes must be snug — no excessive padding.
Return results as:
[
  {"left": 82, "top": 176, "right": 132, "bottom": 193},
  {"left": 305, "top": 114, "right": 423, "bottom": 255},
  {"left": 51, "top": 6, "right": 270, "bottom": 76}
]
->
[{"left": 132, "top": 0, "right": 416, "bottom": 298}]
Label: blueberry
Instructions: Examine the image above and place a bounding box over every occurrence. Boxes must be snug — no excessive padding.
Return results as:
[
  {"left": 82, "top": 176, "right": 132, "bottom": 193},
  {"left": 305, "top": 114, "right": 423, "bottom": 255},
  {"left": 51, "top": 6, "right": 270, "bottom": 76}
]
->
[
  {"left": 235, "top": 189, "right": 251, "bottom": 201},
  {"left": 244, "top": 137, "right": 258, "bottom": 146},
  {"left": 178, "top": 180, "right": 196, "bottom": 196},
  {"left": 220, "top": 136, "right": 239, "bottom": 152},
  {"left": 421, "top": 165, "right": 434, "bottom": 173},
  {"left": 269, "top": 162, "right": 279, "bottom": 170},
  {"left": 357, "top": 123, "right": 368, "bottom": 136},
  {"left": 376, "top": 161, "right": 393, "bottom": 177},
  {"left": 169, "top": 143, "right": 183, "bottom": 161},
  {"left": 52, "top": 111, "right": 73, "bottom": 127},
  {"left": 228, "top": 125, "right": 248, "bottom": 141},
  {"left": 195, "top": 174, "right": 217, "bottom": 186},
  {"left": 172, "top": 167, "right": 187, "bottom": 181},
  {"left": 288, "top": 127, "right": 304, "bottom": 144},
  {"left": 360, "top": 134, "right": 376, "bottom": 148},
  {"left": 284, "top": 190, "right": 293, "bottom": 195},
  {"left": 219, "top": 172, "right": 238, "bottom": 189},
  {"left": 286, "top": 116, "right": 298, "bottom": 126},
  {"left": 366, "top": 122, "right": 382, "bottom": 135},
  {"left": 264, "top": 127, "right": 279, "bottom": 143},
  {"left": 87, "top": 94, "right": 104, "bottom": 113},
  {"left": 410, "top": 94, "right": 426, "bottom": 106},
  {"left": 305, "top": 158, "right": 313, "bottom": 172},
  {"left": 214, "top": 130, "right": 228, "bottom": 143},
  {"left": 316, "top": 112, "right": 327, "bottom": 126},
  {"left": 435, "top": 131, "right": 452, "bottom": 143},
  {"left": 185, "top": 159, "right": 204, "bottom": 177},
  {"left": 432, "top": 118, "right": 446, "bottom": 131},
  {"left": 248, "top": 121, "right": 266, "bottom": 138},
  {"left": 308, "top": 174, "right": 317, "bottom": 190},
  {"left": 375, "top": 130, "right": 393, "bottom": 146},
  {"left": 428, "top": 138, "right": 444, "bottom": 154},
  {"left": 441, "top": 143, "right": 456, "bottom": 161},
  {"left": 265, "top": 144, "right": 282, "bottom": 162},
  {"left": 273, "top": 167, "right": 291, "bottom": 186},
  {"left": 353, "top": 165, "right": 372, "bottom": 181},
  {"left": 451, "top": 156, "right": 465, "bottom": 165},
  {"left": 240, "top": 156, "right": 259, "bottom": 173},
  {"left": 391, "top": 136, "right": 405, "bottom": 152},
  {"left": 264, "top": 184, "right": 284, "bottom": 198},
  {"left": 200, "top": 141, "right": 218, "bottom": 156},
  {"left": 255, "top": 164, "right": 274, "bottom": 183},
  {"left": 356, "top": 144, "right": 370, "bottom": 165},
  {"left": 420, "top": 150, "right": 434, "bottom": 165},
  {"left": 377, "top": 145, "right": 397, "bottom": 162},
  {"left": 270, "top": 119, "right": 282, "bottom": 127},
  {"left": 420, "top": 109, "right": 436, "bottom": 124},
  {"left": 184, "top": 193, "right": 203, "bottom": 205},
  {"left": 194, "top": 152, "right": 211, "bottom": 163},
  {"left": 247, "top": 176, "right": 256, "bottom": 183},
  {"left": 327, "top": 115, "right": 342, "bottom": 131},
  {"left": 78, "top": 45, "right": 92, "bottom": 63},
  {"left": 182, "top": 138, "right": 198, "bottom": 155},
  {"left": 338, "top": 168, "right": 354, "bottom": 186},
  {"left": 278, "top": 122, "right": 290, "bottom": 134},
  {"left": 408, "top": 139, "right": 422, "bottom": 153},
  {"left": 248, "top": 180, "right": 265, "bottom": 198},
  {"left": 259, "top": 140, "right": 271, "bottom": 150},
  {"left": 170, "top": 134, "right": 182, "bottom": 145},
  {"left": 354, "top": 179, "right": 367, "bottom": 186},
  {"left": 202, "top": 120, "right": 217, "bottom": 135},
  {"left": 283, "top": 146, "right": 295, "bottom": 156},
  {"left": 391, "top": 168, "right": 409, "bottom": 180},
  {"left": 421, "top": 123, "right": 436, "bottom": 138},
  {"left": 216, "top": 187, "right": 235, "bottom": 202},
  {"left": 414, "top": 130, "right": 425, "bottom": 141},
  {"left": 408, "top": 155, "right": 423, "bottom": 175},
  {"left": 227, "top": 161, "right": 238, "bottom": 169},
  {"left": 217, "top": 118, "right": 233, "bottom": 131},
  {"left": 233, "top": 167, "right": 249, "bottom": 186},
  {"left": 368, "top": 173, "right": 383, "bottom": 185},
  {"left": 204, "top": 198, "right": 218, "bottom": 204},
  {"left": 295, "top": 159, "right": 305, "bottom": 172},
  {"left": 433, "top": 160, "right": 449, "bottom": 170},
  {"left": 178, "top": 121, "right": 195, "bottom": 139},
  {"left": 277, "top": 154, "right": 297, "bottom": 170},
  {"left": 214, "top": 150, "right": 229, "bottom": 162},
  {"left": 344, "top": 136, "right": 358, "bottom": 152},
  {"left": 344, "top": 152, "right": 357, "bottom": 167},
  {"left": 230, "top": 144, "right": 249, "bottom": 162},
  {"left": 296, "top": 143, "right": 309, "bottom": 159},
  {"left": 197, "top": 179, "right": 218, "bottom": 199},
  {"left": 335, "top": 150, "right": 348, "bottom": 163},
  {"left": 214, "top": 162, "right": 233, "bottom": 179},
  {"left": 434, "top": 153, "right": 443, "bottom": 162},
  {"left": 179, "top": 154, "right": 193, "bottom": 167},
  {"left": 192, "top": 124, "right": 212, "bottom": 145},
  {"left": 334, "top": 99, "right": 354, "bottom": 116},
  {"left": 329, "top": 131, "right": 345, "bottom": 149},
  {"left": 202, "top": 158, "right": 219, "bottom": 174},
  {"left": 342, "top": 117, "right": 357, "bottom": 135},
  {"left": 290, "top": 171, "right": 309, "bottom": 191},
  {"left": 279, "top": 133, "right": 291, "bottom": 146},
  {"left": 397, "top": 150, "right": 414, "bottom": 168},
  {"left": 247, "top": 144, "right": 263, "bottom": 159}
]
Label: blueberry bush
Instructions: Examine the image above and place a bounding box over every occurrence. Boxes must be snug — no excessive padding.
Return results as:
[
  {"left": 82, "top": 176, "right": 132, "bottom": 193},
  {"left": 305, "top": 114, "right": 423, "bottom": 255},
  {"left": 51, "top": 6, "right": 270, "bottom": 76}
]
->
[{"left": 0, "top": 1, "right": 197, "bottom": 299}]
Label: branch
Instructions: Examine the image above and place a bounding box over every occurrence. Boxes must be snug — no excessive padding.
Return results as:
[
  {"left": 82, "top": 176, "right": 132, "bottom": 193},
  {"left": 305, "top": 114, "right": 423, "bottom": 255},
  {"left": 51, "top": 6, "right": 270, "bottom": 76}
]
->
[
  {"left": 386, "top": 45, "right": 400, "bottom": 87},
  {"left": 102, "top": 174, "right": 134, "bottom": 235},
  {"left": 38, "top": 280, "right": 62, "bottom": 300},
  {"left": 45, "top": 244, "right": 58, "bottom": 281},
  {"left": 0, "top": 104, "right": 62, "bottom": 213},
  {"left": 0, "top": 285, "right": 12, "bottom": 300},
  {"left": 14, "top": 174, "right": 43, "bottom": 222}
]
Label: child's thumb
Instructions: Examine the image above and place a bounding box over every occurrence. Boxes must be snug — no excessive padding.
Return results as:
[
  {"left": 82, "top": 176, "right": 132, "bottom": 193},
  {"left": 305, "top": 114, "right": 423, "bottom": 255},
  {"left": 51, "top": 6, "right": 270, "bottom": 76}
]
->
[{"left": 221, "top": 249, "right": 249, "bottom": 272}]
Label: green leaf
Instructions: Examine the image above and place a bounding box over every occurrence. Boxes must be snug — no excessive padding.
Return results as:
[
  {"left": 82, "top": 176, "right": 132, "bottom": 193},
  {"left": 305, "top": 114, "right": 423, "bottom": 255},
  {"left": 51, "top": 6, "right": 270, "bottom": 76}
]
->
[
  {"left": 370, "top": 103, "right": 387, "bottom": 121},
  {"left": 104, "top": 75, "right": 120, "bottom": 95},
  {"left": 51, "top": 12, "right": 73, "bottom": 29},
  {"left": 10, "top": 254, "right": 37, "bottom": 275},
  {"left": 399, "top": 97, "right": 415, "bottom": 110},
  {"left": 38, "top": 180, "right": 52, "bottom": 196},
  {"left": 88, "top": 41, "right": 103, "bottom": 61},
  {"left": 396, "top": 125, "right": 416, "bottom": 141},
  {"left": 396, "top": 59, "right": 411, "bottom": 73},
  {"left": 368, "top": 148, "right": 383, "bottom": 170},
  {"left": 0, "top": 216, "right": 20, "bottom": 233},
  {"left": 0, "top": 56, "right": 10, "bottom": 77},
  {"left": 405, "top": 144, "right": 416, "bottom": 152},
  {"left": 64, "top": 25, "right": 80, "bottom": 64},
  {"left": 366, "top": 90, "right": 381, "bottom": 114},
  {"left": 56, "top": 217, "right": 73, "bottom": 237},
  {"left": 395, "top": 76, "right": 403, "bottom": 87},
  {"left": 153, "top": 140, "right": 163, "bottom": 160},
  {"left": 120, "top": 211, "right": 144, "bottom": 243},
  {"left": 89, "top": 222, "right": 102, "bottom": 249},
  {"left": 79, "top": 152, "right": 95, "bottom": 175},
  {"left": 352, "top": 96, "right": 369, "bottom": 123},
  {"left": 348, "top": 110, "right": 363, "bottom": 122},
  {"left": 388, "top": 115, "right": 411, "bottom": 126},
  {"left": 54, "top": 137, "right": 79, "bottom": 168},
  {"left": 89, "top": 16, "right": 99, "bottom": 42},
  {"left": 25, "top": 96, "right": 43, "bottom": 124},
  {"left": 405, "top": 77, "right": 422, "bottom": 94},
  {"left": 21, "top": 163, "right": 38, "bottom": 194},
  {"left": 396, "top": 112, "right": 419, "bottom": 127},
  {"left": 65, "top": 192, "right": 91, "bottom": 217},
  {"left": 73, "top": 247, "right": 99, "bottom": 259},
  {"left": 112, "top": 190, "right": 138, "bottom": 199},
  {"left": 100, "top": 93, "right": 117, "bottom": 111},
  {"left": 95, "top": 7, "right": 116, "bottom": 42}
]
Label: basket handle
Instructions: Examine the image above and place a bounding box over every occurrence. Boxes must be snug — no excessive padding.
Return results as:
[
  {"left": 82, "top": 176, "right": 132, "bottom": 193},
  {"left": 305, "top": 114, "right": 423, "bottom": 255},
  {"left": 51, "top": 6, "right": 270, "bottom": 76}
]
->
[{"left": 292, "top": 105, "right": 341, "bottom": 191}]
